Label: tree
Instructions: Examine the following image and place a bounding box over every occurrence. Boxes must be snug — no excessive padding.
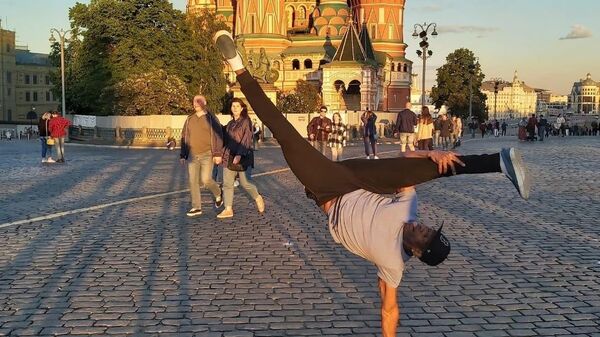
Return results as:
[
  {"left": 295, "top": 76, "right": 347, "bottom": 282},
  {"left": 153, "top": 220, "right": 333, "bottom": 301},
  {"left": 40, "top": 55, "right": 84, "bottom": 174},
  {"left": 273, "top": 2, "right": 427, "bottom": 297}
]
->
[
  {"left": 52, "top": 0, "right": 228, "bottom": 115},
  {"left": 431, "top": 48, "right": 487, "bottom": 121},
  {"left": 113, "top": 70, "right": 192, "bottom": 115},
  {"left": 277, "top": 80, "right": 321, "bottom": 115}
]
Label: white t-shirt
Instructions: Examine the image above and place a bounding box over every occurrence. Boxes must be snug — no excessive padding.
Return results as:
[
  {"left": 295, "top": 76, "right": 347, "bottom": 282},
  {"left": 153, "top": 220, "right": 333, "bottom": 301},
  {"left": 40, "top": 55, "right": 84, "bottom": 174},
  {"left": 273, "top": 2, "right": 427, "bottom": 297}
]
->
[{"left": 328, "top": 188, "right": 417, "bottom": 287}]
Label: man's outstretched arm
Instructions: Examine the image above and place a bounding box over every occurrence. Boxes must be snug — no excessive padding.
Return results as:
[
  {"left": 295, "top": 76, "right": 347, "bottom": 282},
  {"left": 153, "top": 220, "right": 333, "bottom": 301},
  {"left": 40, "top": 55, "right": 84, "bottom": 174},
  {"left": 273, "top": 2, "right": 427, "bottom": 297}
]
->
[
  {"left": 378, "top": 277, "right": 400, "bottom": 337},
  {"left": 400, "top": 150, "right": 466, "bottom": 175}
]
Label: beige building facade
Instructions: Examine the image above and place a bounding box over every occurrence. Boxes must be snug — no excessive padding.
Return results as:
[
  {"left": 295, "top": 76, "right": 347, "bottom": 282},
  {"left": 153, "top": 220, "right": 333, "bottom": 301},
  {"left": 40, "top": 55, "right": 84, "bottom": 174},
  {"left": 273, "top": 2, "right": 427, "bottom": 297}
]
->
[
  {"left": 1, "top": 27, "right": 58, "bottom": 123},
  {"left": 569, "top": 73, "right": 600, "bottom": 114},
  {"left": 481, "top": 71, "right": 537, "bottom": 119}
]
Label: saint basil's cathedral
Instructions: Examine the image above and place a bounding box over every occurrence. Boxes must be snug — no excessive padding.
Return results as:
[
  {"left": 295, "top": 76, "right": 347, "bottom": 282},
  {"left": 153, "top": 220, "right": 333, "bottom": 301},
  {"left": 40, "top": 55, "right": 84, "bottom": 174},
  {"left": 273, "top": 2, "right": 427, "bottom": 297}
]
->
[{"left": 187, "top": 0, "right": 412, "bottom": 112}]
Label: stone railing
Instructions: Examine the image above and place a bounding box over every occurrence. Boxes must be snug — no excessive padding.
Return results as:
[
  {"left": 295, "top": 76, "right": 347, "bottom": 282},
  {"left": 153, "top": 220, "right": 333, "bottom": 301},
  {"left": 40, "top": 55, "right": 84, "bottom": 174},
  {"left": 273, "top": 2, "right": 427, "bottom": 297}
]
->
[{"left": 69, "top": 126, "right": 183, "bottom": 147}]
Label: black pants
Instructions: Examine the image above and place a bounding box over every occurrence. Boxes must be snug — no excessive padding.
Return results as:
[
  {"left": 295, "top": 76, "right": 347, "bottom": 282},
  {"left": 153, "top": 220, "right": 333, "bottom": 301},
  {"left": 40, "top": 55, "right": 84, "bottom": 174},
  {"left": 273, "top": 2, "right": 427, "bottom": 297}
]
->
[{"left": 237, "top": 71, "right": 501, "bottom": 205}]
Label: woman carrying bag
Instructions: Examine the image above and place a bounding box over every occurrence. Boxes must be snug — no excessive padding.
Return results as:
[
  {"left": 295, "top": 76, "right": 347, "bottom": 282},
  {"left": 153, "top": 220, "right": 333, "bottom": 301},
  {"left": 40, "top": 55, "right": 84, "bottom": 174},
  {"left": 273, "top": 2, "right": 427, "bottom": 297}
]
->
[
  {"left": 38, "top": 112, "right": 55, "bottom": 163},
  {"left": 328, "top": 112, "right": 347, "bottom": 161},
  {"left": 218, "top": 98, "right": 265, "bottom": 219}
]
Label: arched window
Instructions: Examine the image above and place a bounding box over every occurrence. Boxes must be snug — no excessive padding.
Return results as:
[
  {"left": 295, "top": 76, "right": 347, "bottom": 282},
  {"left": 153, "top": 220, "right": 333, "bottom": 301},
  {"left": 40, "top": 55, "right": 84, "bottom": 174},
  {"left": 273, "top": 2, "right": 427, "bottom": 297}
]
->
[
  {"left": 292, "top": 59, "right": 300, "bottom": 70},
  {"left": 403, "top": 64, "right": 408, "bottom": 72},
  {"left": 347, "top": 80, "right": 361, "bottom": 95},
  {"left": 391, "top": 63, "right": 395, "bottom": 71},
  {"left": 286, "top": 6, "right": 295, "bottom": 28},
  {"left": 304, "top": 59, "right": 313, "bottom": 69},
  {"left": 299, "top": 6, "right": 307, "bottom": 19}
]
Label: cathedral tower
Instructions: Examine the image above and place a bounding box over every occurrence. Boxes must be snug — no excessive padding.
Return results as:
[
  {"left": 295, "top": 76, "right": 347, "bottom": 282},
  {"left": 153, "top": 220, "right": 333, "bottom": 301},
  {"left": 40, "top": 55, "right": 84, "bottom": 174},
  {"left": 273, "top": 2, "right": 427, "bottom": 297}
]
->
[
  {"left": 235, "top": 0, "right": 290, "bottom": 54},
  {"left": 187, "top": 0, "right": 217, "bottom": 15},
  {"left": 353, "top": 0, "right": 407, "bottom": 58},
  {"left": 312, "top": 0, "right": 350, "bottom": 38}
]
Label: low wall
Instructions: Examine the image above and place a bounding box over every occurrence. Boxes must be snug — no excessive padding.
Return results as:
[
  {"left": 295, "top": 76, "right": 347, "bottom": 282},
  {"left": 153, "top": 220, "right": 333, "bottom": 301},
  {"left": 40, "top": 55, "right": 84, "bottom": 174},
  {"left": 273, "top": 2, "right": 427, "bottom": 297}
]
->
[{"left": 66, "top": 112, "right": 401, "bottom": 146}]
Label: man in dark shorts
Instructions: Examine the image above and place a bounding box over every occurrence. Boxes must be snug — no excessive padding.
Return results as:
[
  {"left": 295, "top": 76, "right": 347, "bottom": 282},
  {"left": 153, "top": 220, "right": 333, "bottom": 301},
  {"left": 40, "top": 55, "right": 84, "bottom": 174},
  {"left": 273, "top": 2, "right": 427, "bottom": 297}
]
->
[{"left": 213, "top": 30, "right": 530, "bottom": 337}]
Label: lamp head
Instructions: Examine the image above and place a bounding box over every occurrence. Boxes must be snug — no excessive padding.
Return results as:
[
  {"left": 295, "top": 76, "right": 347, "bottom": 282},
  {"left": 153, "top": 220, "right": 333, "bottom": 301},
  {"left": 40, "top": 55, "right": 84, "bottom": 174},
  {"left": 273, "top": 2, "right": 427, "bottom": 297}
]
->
[
  {"left": 49, "top": 34, "right": 56, "bottom": 44},
  {"left": 432, "top": 29, "right": 438, "bottom": 36}
]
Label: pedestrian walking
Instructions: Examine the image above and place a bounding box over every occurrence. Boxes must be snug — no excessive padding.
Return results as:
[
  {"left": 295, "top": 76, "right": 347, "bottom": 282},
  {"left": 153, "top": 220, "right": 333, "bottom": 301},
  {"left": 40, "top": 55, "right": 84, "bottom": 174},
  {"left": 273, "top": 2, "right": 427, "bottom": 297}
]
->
[
  {"left": 518, "top": 117, "right": 527, "bottom": 141},
  {"left": 48, "top": 111, "right": 71, "bottom": 163},
  {"left": 307, "top": 106, "right": 332, "bottom": 157},
  {"left": 213, "top": 29, "right": 531, "bottom": 337},
  {"left": 180, "top": 95, "right": 224, "bottom": 217},
  {"left": 217, "top": 98, "right": 264, "bottom": 219},
  {"left": 416, "top": 107, "right": 434, "bottom": 151},
  {"left": 556, "top": 114, "right": 566, "bottom": 137},
  {"left": 537, "top": 115, "right": 547, "bottom": 141},
  {"left": 38, "top": 112, "right": 55, "bottom": 163},
  {"left": 439, "top": 114, "right": 453, "bottom": 150},
  {"left": 479, "top": 121, "right": 487, "bottom": 138},
  {"left": 395, "top": 102, "right": 417, "bottom": 152},
  {"left": 501, "top": 120, "right": 507, "bottom": 136},
  {"left": 252, "top": 119, "right": 261, "bottom": 150},
  {"left": 328, "top": 112, "right": 347, "bottom": 161},
  {"left": 526, "top": 114, "right": 537, "bottom": 141},
  {"left": 451, "top": 115, "right": 462, "bottom": 148},
  {"left": 433, "top": 117, "right": 441, "bottom": 147},
  {"left": 361, "top": 108, "right": 378, "bottom": 159},
  {"left": 494, "top": 119, "right": 500, "bottom": 137}
]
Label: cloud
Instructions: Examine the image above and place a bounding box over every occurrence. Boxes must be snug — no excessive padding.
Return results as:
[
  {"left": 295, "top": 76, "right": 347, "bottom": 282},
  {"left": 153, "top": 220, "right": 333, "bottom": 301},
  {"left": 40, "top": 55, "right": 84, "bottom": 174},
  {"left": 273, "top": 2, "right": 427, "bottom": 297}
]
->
[
  {"left": 436, "top": 25, "right": 499, "bottom": 34},
  {"left": 559, "top": 24, "right": 592, "bottom": 40}
]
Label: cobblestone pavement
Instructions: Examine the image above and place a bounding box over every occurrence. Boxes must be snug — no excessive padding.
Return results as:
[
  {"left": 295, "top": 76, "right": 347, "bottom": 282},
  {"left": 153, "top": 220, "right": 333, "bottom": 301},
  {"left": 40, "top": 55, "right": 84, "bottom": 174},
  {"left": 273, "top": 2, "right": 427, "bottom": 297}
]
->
[{"left": 0, "top": 136, "right": 599, "bottom": 337}]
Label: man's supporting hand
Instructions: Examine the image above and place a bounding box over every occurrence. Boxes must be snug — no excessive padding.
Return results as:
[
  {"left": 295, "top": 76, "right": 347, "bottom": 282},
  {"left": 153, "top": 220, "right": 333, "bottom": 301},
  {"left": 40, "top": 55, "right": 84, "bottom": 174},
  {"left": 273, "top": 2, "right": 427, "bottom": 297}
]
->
[
  {"left": 428, "top": 150, "right": 465, "bottom": 175},
  {"left": 378, "top": 278, "right": 400, "bottom": 337},
  {"left": 213, "top": 156, "right": 223, "bottom": 165}
]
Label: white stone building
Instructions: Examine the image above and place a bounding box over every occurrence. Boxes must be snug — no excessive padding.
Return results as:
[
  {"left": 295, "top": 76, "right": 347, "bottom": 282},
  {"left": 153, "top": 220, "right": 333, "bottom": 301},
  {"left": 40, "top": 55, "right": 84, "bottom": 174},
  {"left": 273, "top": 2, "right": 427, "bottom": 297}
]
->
[{"left": 481, "top": 71, "right": 537, "bottom": 119}]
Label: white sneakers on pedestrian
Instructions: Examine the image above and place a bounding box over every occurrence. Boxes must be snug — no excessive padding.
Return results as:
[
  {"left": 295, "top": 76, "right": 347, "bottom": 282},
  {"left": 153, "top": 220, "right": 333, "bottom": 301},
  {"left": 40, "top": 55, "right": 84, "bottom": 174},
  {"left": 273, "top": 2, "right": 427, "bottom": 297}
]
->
[
  {"left": 186, "top": 208, "right": 203, "bottom": 217},
  {"left": 42, "top": 158, "right": 47, "bottom": 163},
  {"left": 47, "top": 157, "right": 56, "bottom": 163}
]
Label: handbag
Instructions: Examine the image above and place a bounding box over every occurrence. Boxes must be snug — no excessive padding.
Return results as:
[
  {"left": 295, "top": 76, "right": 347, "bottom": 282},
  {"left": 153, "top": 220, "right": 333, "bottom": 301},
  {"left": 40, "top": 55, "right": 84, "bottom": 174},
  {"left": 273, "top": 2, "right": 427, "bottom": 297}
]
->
[{"left": 227, "top": 151, "right": 254, "bottom": 172}]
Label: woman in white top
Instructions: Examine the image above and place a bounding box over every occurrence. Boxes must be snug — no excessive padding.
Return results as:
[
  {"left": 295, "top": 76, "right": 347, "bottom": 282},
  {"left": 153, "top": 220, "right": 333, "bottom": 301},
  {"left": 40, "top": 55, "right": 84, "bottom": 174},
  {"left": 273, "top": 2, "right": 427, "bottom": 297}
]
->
[{"left": 416, "top": 107, "right": 434, "bottom": 150}]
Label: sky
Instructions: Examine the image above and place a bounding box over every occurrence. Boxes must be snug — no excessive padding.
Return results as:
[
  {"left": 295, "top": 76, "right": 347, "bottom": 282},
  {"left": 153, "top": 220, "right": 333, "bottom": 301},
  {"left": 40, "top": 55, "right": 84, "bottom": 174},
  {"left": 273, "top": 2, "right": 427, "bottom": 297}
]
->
[{"left": 1, "top": 0, "right": 598, "bottom": 94}]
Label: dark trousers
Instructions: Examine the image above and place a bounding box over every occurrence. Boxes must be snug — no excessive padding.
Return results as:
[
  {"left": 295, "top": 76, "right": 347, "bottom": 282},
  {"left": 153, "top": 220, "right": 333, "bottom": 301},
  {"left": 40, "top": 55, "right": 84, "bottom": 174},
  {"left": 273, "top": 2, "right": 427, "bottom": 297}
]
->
[
  {"left": 418, "top": 139, "right": 433, "bottom": 151},
  {"left": 237, "top": 71, "right": 501, "bottom": 205},
  {"left": 363, "top": 135, "right": 377, "bottom": 156}
]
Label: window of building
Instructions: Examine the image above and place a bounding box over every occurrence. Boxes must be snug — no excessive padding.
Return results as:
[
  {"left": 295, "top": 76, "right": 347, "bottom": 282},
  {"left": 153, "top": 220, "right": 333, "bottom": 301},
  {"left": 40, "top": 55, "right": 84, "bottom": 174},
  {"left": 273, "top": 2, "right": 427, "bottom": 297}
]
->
[
  {"left": 33, "top": 75, "right": 38, "bottom": 85},
  {"left": 7, "top": 88, "right": 11, "bottom": 96},
  {"left": 46, "top": 91, "right": 51, "bottom": 101},
  {"left": 403, "top": 64, "right": 408, "bottom": 72},
  {"left": 6, "top": 71, "right": 11, "bottom": 83},
  {"left": 5, "top": 44, "right": 10, "bottom": 53},
  {"left": 25, "top": 92, "right": 31, "bottom": 101},
  {"left": 45, "top": 76, "right": 50, "bottom": 85},
  {"left": 292, "top": 59, "right": 300, "bottom": 70},
  {"left": 25, "top": 75, "right": 30, "bottom": 84},
  {"left": 33, "top": 92, "right": 38, "bottom": 101},
  {"left": 304, "top": 59, "right": 313, "bottom": 69}
]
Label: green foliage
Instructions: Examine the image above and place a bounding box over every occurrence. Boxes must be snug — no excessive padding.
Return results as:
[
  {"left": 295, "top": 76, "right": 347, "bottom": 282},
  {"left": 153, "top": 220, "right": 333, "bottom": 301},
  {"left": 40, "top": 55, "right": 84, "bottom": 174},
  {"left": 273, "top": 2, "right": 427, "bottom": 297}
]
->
[
  {"left": 431, "top": 48, "right": 488, "bottom": 121},
  {"left": 52, "top": 0, "right": 228, "bottom": 115},
  {"left": 277, "top": 80, "right": 321, "bottom": 114},
  {"left": 113, "top": 69, "right": 192, "bottom": 115}
]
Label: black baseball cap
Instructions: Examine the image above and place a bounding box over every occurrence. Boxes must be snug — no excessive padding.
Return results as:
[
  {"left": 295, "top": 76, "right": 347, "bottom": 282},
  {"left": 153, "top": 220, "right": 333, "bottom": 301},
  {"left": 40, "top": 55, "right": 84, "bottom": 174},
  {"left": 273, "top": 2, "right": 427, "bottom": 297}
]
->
[{"left": 419, "top": 223, "right": 451, "bottom": 266}]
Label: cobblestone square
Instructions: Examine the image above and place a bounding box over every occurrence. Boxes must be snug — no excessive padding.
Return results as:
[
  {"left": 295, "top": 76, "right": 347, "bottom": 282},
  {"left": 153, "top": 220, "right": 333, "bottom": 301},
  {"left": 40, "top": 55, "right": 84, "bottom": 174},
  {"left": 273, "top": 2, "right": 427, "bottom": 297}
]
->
[{"left": 0, "top": 136, "right": 599, "bottom": 336}]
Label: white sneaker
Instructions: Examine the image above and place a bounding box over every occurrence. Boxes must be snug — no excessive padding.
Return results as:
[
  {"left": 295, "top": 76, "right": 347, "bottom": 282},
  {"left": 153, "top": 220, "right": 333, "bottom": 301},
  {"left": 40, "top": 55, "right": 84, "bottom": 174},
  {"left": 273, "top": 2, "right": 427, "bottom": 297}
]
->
[
  {"left": 373, "top": 156, "right": 379, "bottom": 159},
  {"left": 366, "top": 155, "right": 371, "bottom": 160},
  {"left": 186, "top": 208, "right": 203, "bottom": 217},
  {"left": 42, "top": 158, "right": 47, "bottom": 163},
  {"left": 234, "top": 180, "right": 240, "bottom": 187},
  {"left": 46, "top": 157, "right": 56, "bottom": 163}
]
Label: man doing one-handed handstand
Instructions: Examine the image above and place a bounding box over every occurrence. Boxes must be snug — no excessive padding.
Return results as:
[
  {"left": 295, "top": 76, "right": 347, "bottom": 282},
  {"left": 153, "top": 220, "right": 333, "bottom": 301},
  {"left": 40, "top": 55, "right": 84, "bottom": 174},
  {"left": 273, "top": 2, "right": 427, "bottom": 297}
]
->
[{"left": 213, "top": 30, "right": 530, "bottom": 337}]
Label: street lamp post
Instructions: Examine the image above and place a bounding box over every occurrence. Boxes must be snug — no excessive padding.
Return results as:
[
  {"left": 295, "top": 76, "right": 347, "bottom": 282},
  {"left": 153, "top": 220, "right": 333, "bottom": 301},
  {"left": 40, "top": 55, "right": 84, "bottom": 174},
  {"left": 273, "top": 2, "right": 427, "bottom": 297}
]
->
[
  {"left": 467, "top": 57, "right": 479, "bottom": 120},
  {"left": 412, "top": 22, "right": 437, "bottom": 110},
  {"left": 49, "top": 28, "right": 72, "bottom": 117},
  {"left": 491, "top": 78, "right": 502, "bottom": 120}
]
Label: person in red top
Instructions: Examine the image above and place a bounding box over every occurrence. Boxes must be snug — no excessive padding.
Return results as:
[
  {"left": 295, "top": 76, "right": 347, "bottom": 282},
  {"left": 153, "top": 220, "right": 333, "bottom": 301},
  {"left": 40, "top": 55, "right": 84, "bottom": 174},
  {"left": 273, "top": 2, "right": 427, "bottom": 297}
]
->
[{"left": 48, "top": 111, "right": 72, "bottom": 163}]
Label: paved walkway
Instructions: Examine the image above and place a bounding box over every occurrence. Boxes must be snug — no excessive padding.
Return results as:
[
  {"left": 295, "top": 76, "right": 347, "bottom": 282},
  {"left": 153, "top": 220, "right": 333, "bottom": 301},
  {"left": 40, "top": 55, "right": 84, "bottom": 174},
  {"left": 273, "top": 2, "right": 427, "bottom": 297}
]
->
[{"left": 0, "top": 136, "right": 599, "bottom": 336}]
